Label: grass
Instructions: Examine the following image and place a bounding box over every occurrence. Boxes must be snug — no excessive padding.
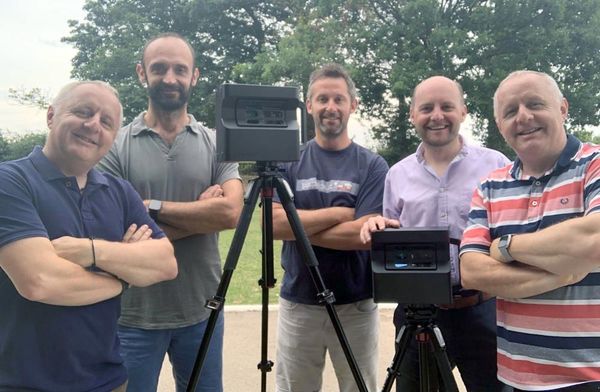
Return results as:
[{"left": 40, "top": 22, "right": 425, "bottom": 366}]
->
[{"left": 218, "top": 203, "right": 285, "bottom": 305}]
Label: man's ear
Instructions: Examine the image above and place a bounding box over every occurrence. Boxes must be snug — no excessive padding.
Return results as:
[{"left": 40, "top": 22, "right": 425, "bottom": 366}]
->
[
  {"left": 191, "top": 67, "right": 200, "bottom": 87},
  {"left": 47, "top": 106, "right": 55, "bottom": 128},
  {"left": 306, "top": 98, "right": 313, "bottom": 115},
  {"left": 460, "top": 104, "right": 468, "bottom": 123},
  {"left": 560, "top": 98, "right": 569, "bottom": 121},
  {"left": 136, "top": 63, "right": 147, "bottom": 87},
  {"left": 350, "top": 97, "right": 358, "bottom": 114}
]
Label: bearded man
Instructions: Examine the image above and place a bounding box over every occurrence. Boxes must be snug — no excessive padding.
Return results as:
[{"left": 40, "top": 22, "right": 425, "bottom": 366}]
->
[{"left": 98, "top": 33, "right": 243, "bottom": 392}]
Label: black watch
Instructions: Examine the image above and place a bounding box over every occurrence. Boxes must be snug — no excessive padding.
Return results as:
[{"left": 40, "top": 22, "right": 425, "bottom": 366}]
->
[
  {"left": 497, "top": 234, "right": 514, "bottom": 263},
  {"left": 148, "top": 199, "right": 162, "bottom": 222}
]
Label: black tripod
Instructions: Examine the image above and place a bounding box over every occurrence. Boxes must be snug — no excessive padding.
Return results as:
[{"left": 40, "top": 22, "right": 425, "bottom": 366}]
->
[
  {"left": 187, "top": 162, "right": 368, "bottom": 392},
  {"left": 381, "top": 305, "right": 458, "bottom": 392}
]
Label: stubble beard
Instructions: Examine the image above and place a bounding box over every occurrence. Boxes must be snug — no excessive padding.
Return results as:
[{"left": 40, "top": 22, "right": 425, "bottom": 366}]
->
[{"left": 147, "top": 80, "right": 192, "bottom": 112}]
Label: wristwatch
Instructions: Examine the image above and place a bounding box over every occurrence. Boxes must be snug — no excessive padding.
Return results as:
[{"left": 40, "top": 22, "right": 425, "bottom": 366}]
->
[
  {"left": 148, "top": 199, "right": 162, "bottom": 222},
  {"left": 497, "top": 234, "right": 515, "bottom": 263}
]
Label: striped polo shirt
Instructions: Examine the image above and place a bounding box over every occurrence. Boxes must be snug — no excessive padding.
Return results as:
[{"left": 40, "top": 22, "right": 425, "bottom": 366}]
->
[{"left": 460, "top": 134, "right": 600, "bottom": 390}]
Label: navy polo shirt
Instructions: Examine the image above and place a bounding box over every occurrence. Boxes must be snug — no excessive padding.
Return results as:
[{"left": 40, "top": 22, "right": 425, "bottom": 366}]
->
[{"left": 0, "top": 146, "right": 163, "bottom": 391}]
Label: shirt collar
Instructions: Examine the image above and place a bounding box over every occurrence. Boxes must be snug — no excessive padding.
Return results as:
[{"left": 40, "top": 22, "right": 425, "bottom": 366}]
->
[
  {"left": 28, "top": 145, "right": 108, "bottom": 187},
  {"left": 415, "top": 134, "right": 468, "bottom": 165},
  {"left": 509, "top": 133, "right": 580, "bottom": 179},
  {"left": 130, "top": 112, "right": 200, "bottom": 136}
]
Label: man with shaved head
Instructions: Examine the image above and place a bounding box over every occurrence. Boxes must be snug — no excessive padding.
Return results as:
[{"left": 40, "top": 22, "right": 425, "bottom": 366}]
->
[
  {"left": 460, "top": 70, "right": 600, "bottom": 391},
  {"left": 361, "top": 76, "right": 509, "bottom": 390}
]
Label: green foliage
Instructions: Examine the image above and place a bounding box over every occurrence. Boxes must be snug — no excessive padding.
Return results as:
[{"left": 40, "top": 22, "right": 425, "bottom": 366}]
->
[
  {"left": 63, "top": 0, "right": 295, "bottom": 125},
  {"left": 0, "top": 134, "right": 9, "bottom": 161},
  {"left": 0, "top": 132, "right": 47, "bottom": 162},
  {"left": 218, "top": 204, "right": 284, "bottom": 305},
  {"left": 63, "top": 0, "right": 600, "bottom": 162},
  {"left": 234, "top": 0, "right": 600, "bottom": 161}
]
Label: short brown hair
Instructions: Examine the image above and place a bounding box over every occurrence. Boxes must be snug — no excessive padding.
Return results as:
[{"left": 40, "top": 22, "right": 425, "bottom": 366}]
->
[{"left": 307, "top": 63, "right": 358, "bottom": 102}]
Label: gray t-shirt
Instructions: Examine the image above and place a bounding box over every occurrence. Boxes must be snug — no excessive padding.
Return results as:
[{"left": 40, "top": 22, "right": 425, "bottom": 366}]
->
[{"left": 98, "top": 113, "right": 240, "bottom": 328}]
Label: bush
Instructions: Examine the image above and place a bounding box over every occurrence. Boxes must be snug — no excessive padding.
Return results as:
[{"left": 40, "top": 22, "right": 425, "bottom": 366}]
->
[{"left": 0, "top": 131, "right": 47, "bottom": 162}]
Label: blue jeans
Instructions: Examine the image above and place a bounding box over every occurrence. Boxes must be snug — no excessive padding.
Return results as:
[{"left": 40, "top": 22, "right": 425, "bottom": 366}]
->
[
  {"left": 393, "top": 299, "right": 503, "bottom": 392},
  {"left": 118, "top": 313, "right": 224, "bottom": 392}
]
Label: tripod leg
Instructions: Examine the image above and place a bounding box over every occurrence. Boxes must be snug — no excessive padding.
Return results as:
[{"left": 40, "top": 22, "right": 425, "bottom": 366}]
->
[
  {"left": 273, "top": 176, "right": 368, "bottom": 392},
  {"left": 186, "top": 178, "right": 263, "bottom": 392},
  {"left": 416, "top": 334, "right": 432, "bottom": 392},
  {"left": 258, "top": 177, "right": 275, "bottom": 391},
  {"left": 429, "top": 326, "right": 459, "bottom": 392},
  {"left": 381, "top": 324, "right": 416, "bottom": 392}
]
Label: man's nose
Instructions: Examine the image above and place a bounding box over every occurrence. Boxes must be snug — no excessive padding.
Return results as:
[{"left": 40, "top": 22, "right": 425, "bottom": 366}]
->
[
  {"left": 325, "top": 99, "right": 337, "bottom": 112},
  {"left": 83, "top": 113, "right": 102, "bottom": 131},
  {"left": 515, "top": 104, "right": 533, "bottom": 123},
  {"left": 431, "top": 106, "right": 444, "bottom": 121},
  {"left": 163, "top": 69, "right": 177, "bottom": 84}
]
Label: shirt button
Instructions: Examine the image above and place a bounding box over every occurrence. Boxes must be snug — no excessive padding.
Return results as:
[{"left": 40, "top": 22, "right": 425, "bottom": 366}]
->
[
  {"left": 65, "top": 181, "right": 72, "bottom": 187},
  {"left": 535, "top": 181, "right": 541, "bottom": 186},
  {"left": 532, "top": 200, "right": 538, "bottom": 207},
  {"left": 440, "top": 212, "right": 447, "bottom": 218}
]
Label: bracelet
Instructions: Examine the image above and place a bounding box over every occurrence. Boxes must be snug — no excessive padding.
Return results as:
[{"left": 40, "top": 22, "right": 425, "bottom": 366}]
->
[{"left": 89, "top": 237, "right": 96, "bottom": 269}]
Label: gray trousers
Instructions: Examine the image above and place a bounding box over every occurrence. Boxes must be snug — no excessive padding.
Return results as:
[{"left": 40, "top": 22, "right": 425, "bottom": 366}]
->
[{"left": 275, "top": 298, "right": 379, "bottom": 392}]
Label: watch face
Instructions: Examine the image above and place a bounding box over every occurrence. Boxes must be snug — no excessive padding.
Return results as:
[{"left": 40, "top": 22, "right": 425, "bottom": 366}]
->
[{"left": 149, "top": 200, "right": 161, "bottom": 211}]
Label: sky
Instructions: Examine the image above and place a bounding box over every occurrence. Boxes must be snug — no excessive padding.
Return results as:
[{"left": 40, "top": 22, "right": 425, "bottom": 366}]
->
[{"left": 0, "top": 0, "right": 86, "bottom": 135}]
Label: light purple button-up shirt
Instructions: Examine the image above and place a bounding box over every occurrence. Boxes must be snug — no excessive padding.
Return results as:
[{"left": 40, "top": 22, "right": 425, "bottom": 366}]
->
[{"left": 383, "top": 137, "right": 510, "bottom": 284}]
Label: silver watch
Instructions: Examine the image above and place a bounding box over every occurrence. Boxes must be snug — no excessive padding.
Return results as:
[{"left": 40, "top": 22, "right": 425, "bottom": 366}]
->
[{"left": 497, "top": 234, "right": 514, "bottom": 263}]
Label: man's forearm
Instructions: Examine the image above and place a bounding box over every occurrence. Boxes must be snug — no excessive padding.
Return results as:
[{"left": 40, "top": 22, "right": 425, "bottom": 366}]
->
[
  {"left": 491, "top": 213, "right": 600, "bottom": 276},
  {"left": 310, "top": 214, "right": 377, "bottom": 250},
  {"left": 272, "top": 205, "right": 355, "bottom": 240},
  {"left": 94, "top": 238, "right": 177, "bottom": 286},
  {"left": 0, "top": 237, "right": 125, "bottom": 306},
  {"left": 460, "top": 252, "right": 583, "bottom": 298},
  {"left": 157, "top": 197, "right": 240, "bottom": 234},
  {"left": 36, "top": 271, "right": 125, "bottom": 306},
  {"left": 159, "top": 223, "right": 194, "bottom": 241},
  {"left": 156, "top": 179, "right": 243, "bottom": 234}
]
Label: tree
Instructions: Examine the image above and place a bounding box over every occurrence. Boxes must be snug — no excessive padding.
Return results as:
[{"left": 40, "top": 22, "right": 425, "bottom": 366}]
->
[
  {"left": 235, "top": 0, "right": 600, "bottom": 162},
  {"left": 0, "top": 132, "right": 47, "bottom": 162},
  {"left": 63, "top": 0, "right": 600, "bottom": 162},
  {"left": 63, "top": 0, "right": 295, "bottom": 126},
  {"left": 7, "top": 87, "right": 51, "bottom": 110},
  {"left": 0, "top": 133, "right": 10, "bottom": 162}
]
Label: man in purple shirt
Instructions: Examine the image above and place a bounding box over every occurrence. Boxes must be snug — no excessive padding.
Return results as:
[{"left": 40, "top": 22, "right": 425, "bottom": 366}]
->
[{"left": 360, "top": 76, "right": 509, "bottom": 391}]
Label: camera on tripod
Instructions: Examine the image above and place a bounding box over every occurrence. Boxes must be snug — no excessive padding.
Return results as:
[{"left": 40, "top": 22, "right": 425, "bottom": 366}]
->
[
  {"left": 215, "top": 83, "right": 306, "bottom": 163},
  {"left": 190, "top": 83, "right": 370, "bottom": 391},
  {"left": 370, "top": 227, "right": 452, "bottom": 305}
]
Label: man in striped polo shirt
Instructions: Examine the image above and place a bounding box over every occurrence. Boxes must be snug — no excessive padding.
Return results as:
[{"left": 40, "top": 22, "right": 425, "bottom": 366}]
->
[{"left": 460, "top": 70, "right": 600, "bottom": 391}]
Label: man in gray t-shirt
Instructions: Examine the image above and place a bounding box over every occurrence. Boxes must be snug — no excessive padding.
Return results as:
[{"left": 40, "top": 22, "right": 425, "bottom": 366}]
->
[{"left": 98, "top": 32, "right": 243, "bottom": 392}]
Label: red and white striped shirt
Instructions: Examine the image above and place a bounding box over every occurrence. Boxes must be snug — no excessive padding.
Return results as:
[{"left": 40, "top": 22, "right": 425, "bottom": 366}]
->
[{"left": 461, "top": 135, "right": 600, "bottom": 390}]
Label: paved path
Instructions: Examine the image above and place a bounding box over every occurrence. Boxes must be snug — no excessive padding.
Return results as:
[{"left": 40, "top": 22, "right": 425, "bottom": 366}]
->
[{"left": 157, "top": 305, "right": 466, "bottom": 391}]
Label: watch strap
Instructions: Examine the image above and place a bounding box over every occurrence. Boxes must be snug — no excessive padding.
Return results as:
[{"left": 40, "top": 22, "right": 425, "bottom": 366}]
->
[{"left": 498, "top": 234, "right": 514, "bottom": 263}]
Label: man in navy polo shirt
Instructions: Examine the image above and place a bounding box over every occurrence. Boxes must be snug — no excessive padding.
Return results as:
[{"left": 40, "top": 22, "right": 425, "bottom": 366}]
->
[
  {"left": 272, "top": 64, "right": 388, "bottom": 392},
  {"left": 0, "top": 81, "right": 177, "bottom": 392}
]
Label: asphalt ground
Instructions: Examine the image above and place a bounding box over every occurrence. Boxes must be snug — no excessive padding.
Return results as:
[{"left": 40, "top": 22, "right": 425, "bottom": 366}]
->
[{"left": 156, "top": 305, "right": 467, "bottom": 391}]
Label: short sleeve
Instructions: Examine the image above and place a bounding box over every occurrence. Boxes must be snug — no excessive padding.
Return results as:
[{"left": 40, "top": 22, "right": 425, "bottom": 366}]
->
[
  {"left": 355, "top": 155, "right": 388, "bottom": 218},
  {"left": 0, "top": 167, "right": 48, "bottom": 248}
]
